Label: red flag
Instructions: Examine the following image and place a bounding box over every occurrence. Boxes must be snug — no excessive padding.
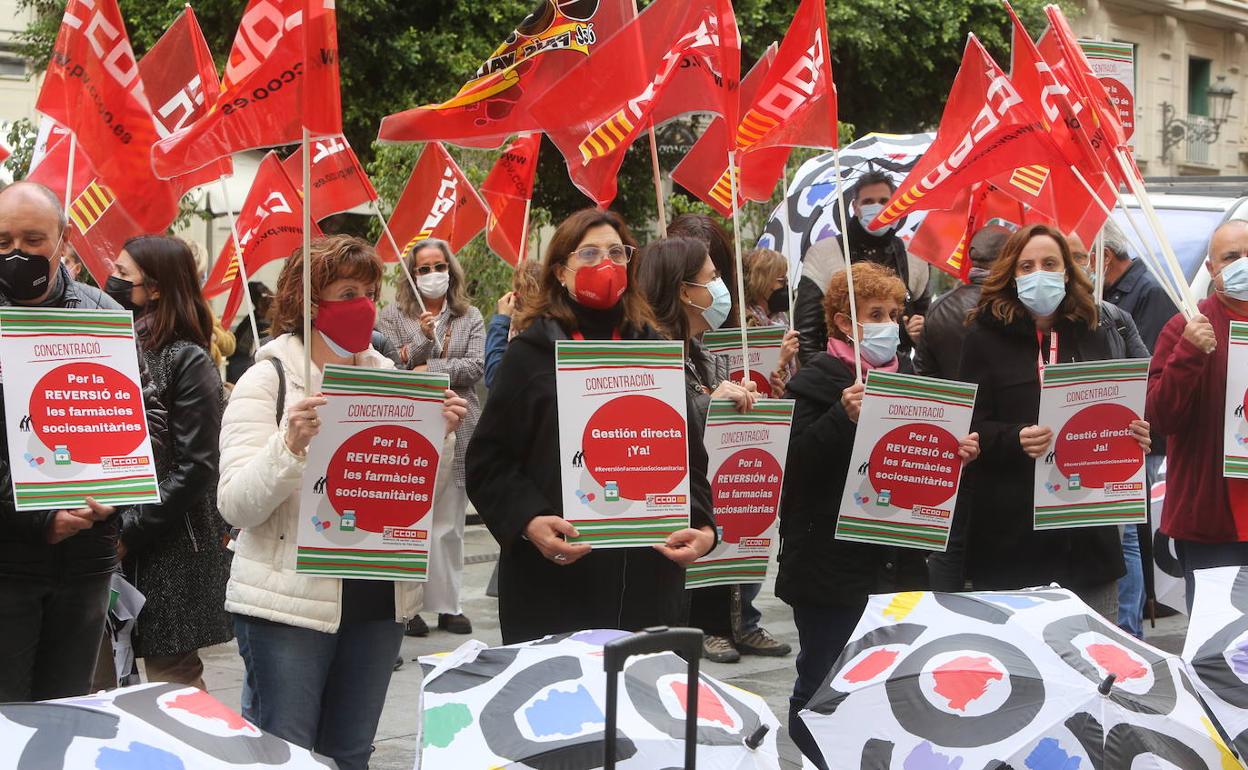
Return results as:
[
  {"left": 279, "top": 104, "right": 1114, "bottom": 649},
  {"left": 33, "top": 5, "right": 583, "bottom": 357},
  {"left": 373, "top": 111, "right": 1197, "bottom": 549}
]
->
[
  {"left": 138, "top": 6, "right": 233, "bottom": 195},
  {"left": 152, "top": 0, "right": 342, "bottom": 179},
  {"left": 26, "top": 132, "right": 143, "bottom": 286},
  {"left": 873, "top": 35, "right": 1065, "bottom": 230},
  {"left": 204, "top": 153, "right": 317, "bottom": 325},
  {"left": 35, "top": 0, "right": 178, "bottom": 232},
  {"left": 530, "top": 0, "right": 740, "bottom": 207},
  {"left": 283, "top": 135, "right": 378, "bottom": 221},
  {"left": 480, "top": 134, "right": 541, "bottom": 266},
  {"left": 377, "top": 2, "right": 633, "bottom": 149},
  {"left": 376, "top": 143, "right": 488, "bottom": 263},
  {"left": 303, "top": 0, "right": 342, "bottom": 136},
  {"left": 1041, "top": 6, "right": 1126, "bottom": 154},
  {"left": 910, "top": 184, "right": 1045, "bottom": 280}
]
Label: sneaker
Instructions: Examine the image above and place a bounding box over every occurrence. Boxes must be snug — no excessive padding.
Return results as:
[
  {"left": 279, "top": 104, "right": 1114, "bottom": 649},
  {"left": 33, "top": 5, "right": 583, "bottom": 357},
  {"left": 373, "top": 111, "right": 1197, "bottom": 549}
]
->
[
  {"left": 404, "top": 615, "right": 429, "bottom": 637},
  {"left": 702, "top": 635, "right": 740, "bottom": 663},
  {"left": 438, "top": 613, "right": 472, "bottom": 634},
  {"left": 735, "top": 627, "right": 792, "bottom": 657},
  {"left": 393, "top": 655, "right": 404, "bottom": 671}
]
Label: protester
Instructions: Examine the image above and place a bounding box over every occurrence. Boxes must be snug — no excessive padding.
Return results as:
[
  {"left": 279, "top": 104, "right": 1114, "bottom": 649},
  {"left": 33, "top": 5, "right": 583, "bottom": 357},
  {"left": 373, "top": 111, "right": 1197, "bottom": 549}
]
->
[
  {"left": 958, "top": 224, "right": 1150, "bottom": 619},
  {"left": 107, "top": 235, "right": 232, "bottom": 688},
  {"left": 484, "top": 258, "right": 542, "bottom": 389},
  {"left": 0, "top": 181, "right": 167, "bottom": 701},
  {"left": 635, "top": 237, "right": 767, "bottom": 664},
  {"left": 211, "top": 317, "right": 236, "bottom": 369},
  {"left": 376, "top": 239, "right": 484, "bottom": 636},
  {"left": 218, "top": 235, "right": 466, "bottom": 769},
  {"left": 226, "top": 281, "right": 274, "bottom": 384},
  {"left": 1148, "top": 219, "right": 1248, "bottom": 607},
  {"left": 63, "top": 248, "right": 95, "bottom": 286},
  {"left": 669, "top": 212, "right": 741, "bottom": 327},
  {"left": 467, "top": 209, "right": 716, "bottom": 644},
  {"left": 742, "top": 247, "right": 799, "bottom": 397},
  {"left": 792, "top": 170, "right": 930, "bottom": 364},
  {"left": 778, "top": 261, "right": 979, "bottom": 769}
]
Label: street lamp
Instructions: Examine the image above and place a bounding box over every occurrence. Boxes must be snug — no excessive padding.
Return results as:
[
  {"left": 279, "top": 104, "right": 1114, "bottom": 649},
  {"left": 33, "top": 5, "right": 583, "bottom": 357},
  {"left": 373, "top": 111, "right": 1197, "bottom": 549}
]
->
[{"left": 1161, "top": 75, "right": 1238, "bottom": 163}]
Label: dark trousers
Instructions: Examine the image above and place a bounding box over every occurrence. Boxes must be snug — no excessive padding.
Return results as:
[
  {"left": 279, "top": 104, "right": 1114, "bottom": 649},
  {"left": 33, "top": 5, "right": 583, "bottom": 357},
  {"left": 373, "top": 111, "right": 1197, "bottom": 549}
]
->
[
  {"left": 0, "top": 572, "right": 111, "bottom": 701},
  {"left": 789, "top": 603, "right": 865, "bottom": 770},
  {"left": 1176, "top": 539, "right": 1248, "bottom": 613}
]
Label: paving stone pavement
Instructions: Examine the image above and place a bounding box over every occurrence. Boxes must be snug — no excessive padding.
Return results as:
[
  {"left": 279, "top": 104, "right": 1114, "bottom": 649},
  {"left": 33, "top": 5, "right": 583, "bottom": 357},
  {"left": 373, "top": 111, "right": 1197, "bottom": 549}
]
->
[{"left": 198, "top": 524, "right": 1189, "bottom": 770}]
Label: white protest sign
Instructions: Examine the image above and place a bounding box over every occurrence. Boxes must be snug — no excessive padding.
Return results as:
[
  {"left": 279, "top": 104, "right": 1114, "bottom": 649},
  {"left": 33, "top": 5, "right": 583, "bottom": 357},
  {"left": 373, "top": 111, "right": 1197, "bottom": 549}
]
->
[
  {"left": 702, "top": 326, "right": 787, "bottom": 396},
  {"left": 1226, "top": 321, "right": 1248, "bottom": 478}
]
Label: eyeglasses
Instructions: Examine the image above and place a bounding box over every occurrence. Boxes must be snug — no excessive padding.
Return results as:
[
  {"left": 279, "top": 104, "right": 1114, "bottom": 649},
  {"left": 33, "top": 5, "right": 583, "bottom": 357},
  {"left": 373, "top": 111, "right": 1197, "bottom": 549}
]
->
[
  {"left": 569, "top": 244, "right": 635, "bottom": 267},
  {"left": 415, "top": 263, "right": 449, "bottom": 276}
]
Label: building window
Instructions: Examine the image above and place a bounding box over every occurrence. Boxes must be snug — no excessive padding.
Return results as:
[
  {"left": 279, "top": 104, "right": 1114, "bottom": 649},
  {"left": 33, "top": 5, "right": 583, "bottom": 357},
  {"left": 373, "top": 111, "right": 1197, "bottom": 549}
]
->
[{"left": 1189, "top": 56, "right": 1212, "bottom": 116}]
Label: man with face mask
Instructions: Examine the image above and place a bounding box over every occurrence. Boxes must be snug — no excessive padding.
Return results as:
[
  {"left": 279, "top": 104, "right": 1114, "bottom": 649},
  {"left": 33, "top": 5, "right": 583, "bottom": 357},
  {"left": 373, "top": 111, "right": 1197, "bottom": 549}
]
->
[
  {"left": 0, "top": 182, "right": 169, "bottom": 700},
  {"left": 1147, "top": 219, "right": 1248, "bottom": 610},
  {"left": 791, "top": 170, "right": 931, "bottom": 365}
]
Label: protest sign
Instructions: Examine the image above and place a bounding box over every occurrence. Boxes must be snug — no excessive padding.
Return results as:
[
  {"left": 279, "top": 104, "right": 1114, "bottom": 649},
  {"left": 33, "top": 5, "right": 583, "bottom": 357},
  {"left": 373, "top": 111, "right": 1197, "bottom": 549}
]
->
[
  {"left": 295, "top": 365, "right": 449, "bottom": 580},
  {"left": 702, "top": 326, "right": 787, "bottom": 396},
  {"left": 688, "top": 399, "right": 793, "bottom": 589},
  {"left": 836, "top": 372, "right": 976, "bottom": 551},
  {"left": 555, "top": 340, "right": 690, "bottom": 547},
  {"left": 1034, "top": 359, "right": 1149, "bottom": 529},
  {"left": 0, "top": 307, "right": 160, "bottom": 510},
  {"left": 1226, "top": 321, "right": 1248, "bottom": 478},
  {"left": 1080, "top": 39, "right": 1135, "bottom": 148}
]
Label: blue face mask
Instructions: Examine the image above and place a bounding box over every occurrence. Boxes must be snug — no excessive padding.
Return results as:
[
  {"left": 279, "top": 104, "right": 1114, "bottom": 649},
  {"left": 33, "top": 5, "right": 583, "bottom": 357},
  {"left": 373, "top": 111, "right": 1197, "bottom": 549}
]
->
[
  {"left": 1220, "top": 256, "right": 1248, "bottom": 301},
  {"left": 1016, "top": 270, "right": 1068, "bottom": 317},
  {"left": 859, "top": 322, "right": 900, "bottom": 366},
  {"left": 686, "top": 277, "right": 732, "bottom": 330}
]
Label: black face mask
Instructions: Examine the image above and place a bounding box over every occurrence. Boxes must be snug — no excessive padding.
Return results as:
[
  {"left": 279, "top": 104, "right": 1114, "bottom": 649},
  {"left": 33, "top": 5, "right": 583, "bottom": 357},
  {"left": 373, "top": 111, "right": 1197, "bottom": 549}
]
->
[
  {"left": 766, "top": 285, "right": 789, "bottom": 315},
  {"left": 105, "top": 275, "right": 140, "bottom": 312},
  {"left": 0, "top": 249, "right": 53, "bottom": 301}
]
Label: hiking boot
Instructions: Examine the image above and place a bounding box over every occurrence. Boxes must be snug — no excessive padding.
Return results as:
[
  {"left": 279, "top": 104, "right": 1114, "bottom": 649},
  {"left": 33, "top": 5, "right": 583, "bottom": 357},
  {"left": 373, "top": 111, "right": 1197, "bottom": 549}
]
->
[
  {"left": 702, "top": 634, "right": 740, "bottom": 663},
  {"left": 438, "top": 613, "right": 472, "bottom": 634},
  {"left": 404, "top": 615, "right": 429, "bottom": 637},
  {"left": 735, "top": 627, "right": 792, "bottom": 657}
]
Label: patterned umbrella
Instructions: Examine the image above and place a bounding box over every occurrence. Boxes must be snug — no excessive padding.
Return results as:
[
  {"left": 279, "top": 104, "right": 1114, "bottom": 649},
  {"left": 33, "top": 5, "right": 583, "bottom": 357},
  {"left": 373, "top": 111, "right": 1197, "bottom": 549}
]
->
[
  {"left": 1183, "top": 565, "right": 1248, "bottom": 765},
  {"left": 800, "top": 587, "right": 1237, "bottom": 769},
  {"left": 0, "top": 682, "right": 330, "bottom": 769},
  {"left": 416, "top": 629, "right": 780, "bottom": 769}
]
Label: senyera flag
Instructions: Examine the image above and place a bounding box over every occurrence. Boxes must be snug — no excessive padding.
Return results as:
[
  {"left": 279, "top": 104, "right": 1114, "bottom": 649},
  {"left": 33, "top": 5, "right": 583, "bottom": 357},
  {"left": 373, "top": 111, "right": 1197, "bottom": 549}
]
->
[
  {"left": 376, "top": 142, "right": 488, "bottom": 263},
  {"left": 377, "top": 1, "right": 632, "bottom": 149},
  {"left": 480, "top": 134, "right": 541, "bottom": 266},
  {"left": 138, "top": 5, "right": 232, "bottom": 195},
  {"left": 26, "top": 130, "right": 143, "bottom": 287},
  {"left": 204, "top": 153, "right": 318, "bottom": 326},
  {"left": 282, "top": 135, "right": 378, "bottom": 221},
  {"left": 909, "top": 183, "right": 1040, "bottom": 280},
  {"left": 530, "top": 0, "right": 740, "bottom": 207},
  {"left": 152, "top": 0, "right": 343, "bottom": 179},
  {"left": 35, "top": 0, "right": 178, "bottom": 233}
]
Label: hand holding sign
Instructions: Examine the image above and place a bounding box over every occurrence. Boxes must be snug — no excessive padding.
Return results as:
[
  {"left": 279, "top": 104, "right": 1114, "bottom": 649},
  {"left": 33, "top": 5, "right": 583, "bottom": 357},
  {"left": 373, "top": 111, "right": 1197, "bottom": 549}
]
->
[
  {"left": 284, "top": 395, "right": 327, "bottom": 456},
  {"left": 1020, "top": 425, "right": 1054, "bottom": 459},
  {"left": 841, "top": 382, "right": 865, "bottom": 423},
  {"left": 652, "top": 526, "right": 715, "bottom": 566},
  {"left": 524, "top": 515, "right": 592, "bottom": 565}
]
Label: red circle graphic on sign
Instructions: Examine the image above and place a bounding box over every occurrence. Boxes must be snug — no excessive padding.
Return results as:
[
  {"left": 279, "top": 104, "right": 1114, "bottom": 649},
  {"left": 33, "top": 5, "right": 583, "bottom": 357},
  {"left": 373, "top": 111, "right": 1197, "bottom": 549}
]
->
[
  {"left": 582, "top": 394, "right": 687, "bottom": 500},
  {"left": 326, "top": 425, "right": 436, "bottom": 531},
  {"left": 711, "top": 447, "right": 782, "bottom": 543},
  {"left": 31, "top": 362, "right": 145, "bottom": 463},
  {"left": 867, "top": 424, "right": 962, "bottom": 510},
  {"left": 1055, "top": 403, "right": 1142, "bottom": 488}
]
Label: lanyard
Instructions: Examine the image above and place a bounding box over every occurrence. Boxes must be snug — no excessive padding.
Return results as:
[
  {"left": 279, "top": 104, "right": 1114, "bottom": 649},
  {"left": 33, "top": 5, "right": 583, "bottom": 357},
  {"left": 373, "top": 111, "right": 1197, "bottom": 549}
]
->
[
  {"left": 570, "top": 329, "right": 622, "bottom": 341},
  {"left": 1036, "top": 329, "right": 1058, "bottom": 381}
]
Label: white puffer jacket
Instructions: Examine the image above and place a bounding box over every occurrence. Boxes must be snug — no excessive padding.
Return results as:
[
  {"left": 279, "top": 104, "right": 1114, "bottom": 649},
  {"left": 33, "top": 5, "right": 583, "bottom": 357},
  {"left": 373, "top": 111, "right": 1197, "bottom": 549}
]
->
[{"left": 218, "top": 333, "right": 426, "bottom": 633}]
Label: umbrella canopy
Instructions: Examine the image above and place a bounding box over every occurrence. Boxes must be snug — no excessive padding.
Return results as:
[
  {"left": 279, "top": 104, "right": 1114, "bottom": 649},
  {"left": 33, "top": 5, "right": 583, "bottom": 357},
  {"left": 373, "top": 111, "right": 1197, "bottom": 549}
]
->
[
  {"left": 416, "top": 629, "right": 780, "bottom": 769},
  {"left": 1184, "top": 565, "right": 1248, "bottom": 765},
  {"left": 801, "top": 587, "right": 1237, "bottom": 769},
  {"left": 0, "top": 682, "right": 331, "bottom": 769}
]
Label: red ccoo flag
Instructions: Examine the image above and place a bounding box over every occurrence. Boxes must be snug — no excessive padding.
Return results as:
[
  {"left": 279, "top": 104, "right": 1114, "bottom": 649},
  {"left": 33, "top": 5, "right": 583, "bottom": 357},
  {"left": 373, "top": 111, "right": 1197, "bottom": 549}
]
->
[
  {"left": 480, "top": 134, "right": 541, "bottom": 266},
  {"left": 304, "top": 0, "right": 342, "bottom": 137},
  {"left": 27, "top": 131, "right": 143, "bottom": 286},
  {"left": 530, "top": 0, "right": 740, "bottom": 207},
  {"left": 283, "top": 135, "right": 378, "bottom": 221},
  {"left": 138, "top": 6, "right": 233, "bottom": 196},
  {"left": 376, "top": 143, "right": 488, "bottom": 263},
  {"left": 377, "top": 1, "right": 633, "bottom": 149},
  {"left": 909, "top": 184, "right": 1043, "bottom": 280},
  {"left": 35, "top": 0, "right": 178, "bottom": 233}
]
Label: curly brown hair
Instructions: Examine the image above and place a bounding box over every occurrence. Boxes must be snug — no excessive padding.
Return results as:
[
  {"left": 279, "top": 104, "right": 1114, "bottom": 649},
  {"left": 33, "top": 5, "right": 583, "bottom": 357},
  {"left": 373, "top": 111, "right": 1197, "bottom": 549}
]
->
[
  {"left": 823, "top": 262, "right": 907, "bottom": 341},
  {"left": 268, "top": 235, "right": 384, "bottom": 337},
  {"left": 975, "top": 223, "right": 1099, "bottom": 329}
]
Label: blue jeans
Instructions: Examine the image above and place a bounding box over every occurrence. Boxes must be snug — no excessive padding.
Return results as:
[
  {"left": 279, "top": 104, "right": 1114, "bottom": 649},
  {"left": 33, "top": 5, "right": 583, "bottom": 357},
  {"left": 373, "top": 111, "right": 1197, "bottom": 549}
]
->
[
  {"left": 738, "top": 583, "right": 762, "bottom": 635},
  {"left": 789, "top": 604, "right": 864, "bottom": 770},
  {"left": 1117, "top": 525, "right": 1145, "bottom": 638},
  {"left": 233, "top": 615, "right": 404, "bottom": 770}
]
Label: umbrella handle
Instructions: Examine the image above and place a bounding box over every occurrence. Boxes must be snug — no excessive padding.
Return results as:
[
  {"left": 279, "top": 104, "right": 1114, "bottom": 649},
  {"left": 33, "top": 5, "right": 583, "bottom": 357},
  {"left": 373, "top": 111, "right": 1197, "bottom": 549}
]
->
[{"left": 1098, "top": 673, "right": 1117, "bottom": 695}]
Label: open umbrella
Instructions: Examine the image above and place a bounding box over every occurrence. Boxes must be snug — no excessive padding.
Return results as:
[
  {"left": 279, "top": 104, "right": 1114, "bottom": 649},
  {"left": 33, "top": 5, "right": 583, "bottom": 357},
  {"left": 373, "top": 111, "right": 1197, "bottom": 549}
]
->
[
  {"left": 416, "top": 629, "right": 780, "bottom": 769},
  {"left": 0, "top": 682, "right": 332, "bottom": 769},
  {"left": 1184, "top": 565, "right": 1248, "bottom": 765},
  {"left": 800, "top": 587, "right": 1237, "bottom": 769}
]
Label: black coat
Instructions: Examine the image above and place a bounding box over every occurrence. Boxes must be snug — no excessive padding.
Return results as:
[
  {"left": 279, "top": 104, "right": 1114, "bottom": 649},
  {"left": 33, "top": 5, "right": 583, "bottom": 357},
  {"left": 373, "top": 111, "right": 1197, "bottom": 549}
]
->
[
  {"left": 466, "top": 313, "right": 715, "bottom": 644},
  {"left": 776, "top": 353, "right": 926, "bottom": 608},
  {"left": 913, "top": 270, "right": 986, "bottom": 380},
  {"left": 958, "top": 305, "right": 1146, "bottom": 591}
]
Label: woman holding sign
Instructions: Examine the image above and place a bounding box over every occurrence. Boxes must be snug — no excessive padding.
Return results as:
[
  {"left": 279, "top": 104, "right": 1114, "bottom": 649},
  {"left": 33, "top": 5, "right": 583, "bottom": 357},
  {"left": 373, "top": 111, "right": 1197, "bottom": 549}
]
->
[
  {"left": 467, "top": 209, "right": 716, "bottom": 644},
  {"left": 217, "top": 236, "right": 467, "bottom": 770},
  {"left": 778, "top": 262, "right": 980, "bottom": 768},
  {"left": 743, "top": 247, "right": 800, "bottom": 397},
  {"left": 959, "top": 224, "right": 1149, "bottom": 618}
]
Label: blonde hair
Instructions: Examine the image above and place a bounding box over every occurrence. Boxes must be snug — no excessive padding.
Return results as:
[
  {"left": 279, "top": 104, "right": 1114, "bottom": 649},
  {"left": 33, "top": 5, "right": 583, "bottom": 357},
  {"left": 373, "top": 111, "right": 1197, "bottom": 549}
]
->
[{"left": 743, "top": 248, "right": 787, "bottom": 311}]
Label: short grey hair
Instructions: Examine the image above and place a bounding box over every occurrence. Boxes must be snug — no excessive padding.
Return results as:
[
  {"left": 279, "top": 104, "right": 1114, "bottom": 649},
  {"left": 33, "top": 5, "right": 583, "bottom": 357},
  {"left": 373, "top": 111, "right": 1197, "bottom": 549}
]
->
[{"left": 1100, "top": 219, "right": 1130, "bottom": 261}]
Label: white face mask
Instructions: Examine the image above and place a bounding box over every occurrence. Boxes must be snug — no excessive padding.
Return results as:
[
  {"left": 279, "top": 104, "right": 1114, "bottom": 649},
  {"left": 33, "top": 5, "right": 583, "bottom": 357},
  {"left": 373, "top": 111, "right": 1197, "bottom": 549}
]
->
[
  {"left": 417, "top": 271, "right": 450, "bottom": 299},
  {"left": 1219, "top": 255, "right": 1248, "bottom": 301},
  {"left": 859, "top": 322, "right": 900, "bottom": 366}
]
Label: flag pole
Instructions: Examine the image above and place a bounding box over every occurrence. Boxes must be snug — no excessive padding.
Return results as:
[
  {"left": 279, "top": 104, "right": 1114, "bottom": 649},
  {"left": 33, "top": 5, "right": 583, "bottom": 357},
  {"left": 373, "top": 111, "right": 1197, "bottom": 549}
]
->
[
  {"left": 302, "top": 127, "right": 313, "bottom": 388},
  {"left": 782, "top": 163, "right": 796, "bottom": 326},
  {"left": 727, "top": 150, "right": 750, "bottom": 386},
  {"left": 371, "top": 199, "right": 441, "bottom": 357},
  {"left": 1093, "top": 228, "right": 1105, "bottom": 303},
  {"left": 65, "top": 133, "right": 76, "bottom": 218},
  {"left": 217, "top": 176, "right": 261, "bottom": 354},
  {"left": 832, "top": 147, "right": 862, "bottom": 382},
  {"left": 649, "top": 125, "right": 667, "bottom": 237},
  {"left": 519, "top": 196, "right": 533, "bottom": 263}
]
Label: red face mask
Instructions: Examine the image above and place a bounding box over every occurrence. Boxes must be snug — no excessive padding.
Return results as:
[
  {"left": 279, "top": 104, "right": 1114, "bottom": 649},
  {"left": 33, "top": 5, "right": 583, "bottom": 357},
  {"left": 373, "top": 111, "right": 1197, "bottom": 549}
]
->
[
  {"left": 313, "top": 296, "right": 376, "bottom": 354},
  {"left": 569, "top": 261, "right": 627, "bottom": 310}
]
